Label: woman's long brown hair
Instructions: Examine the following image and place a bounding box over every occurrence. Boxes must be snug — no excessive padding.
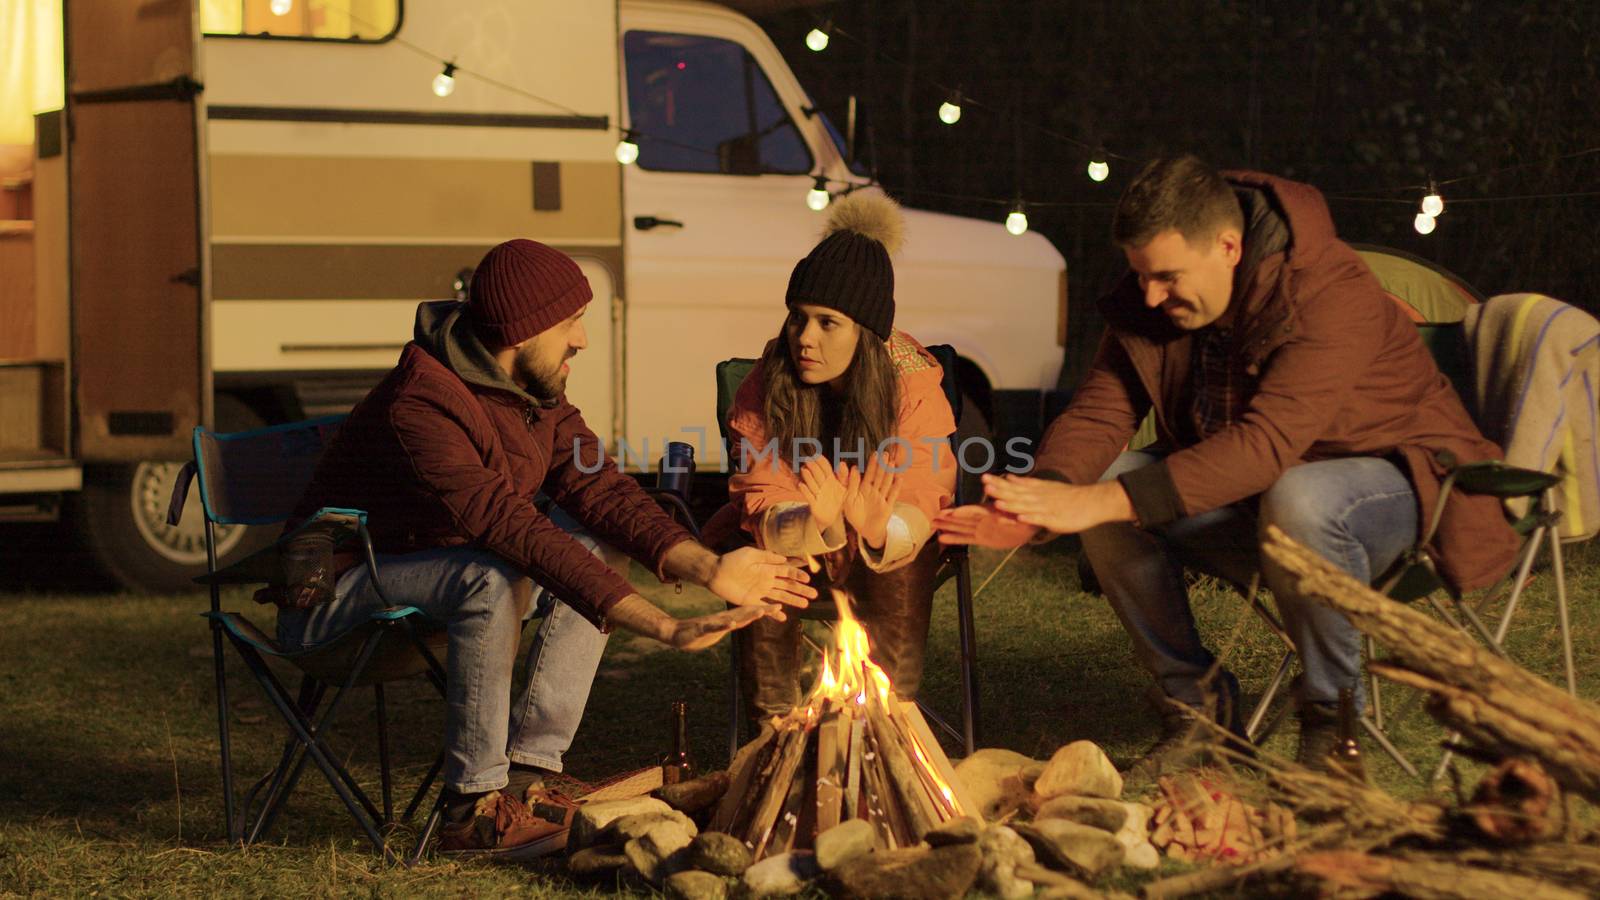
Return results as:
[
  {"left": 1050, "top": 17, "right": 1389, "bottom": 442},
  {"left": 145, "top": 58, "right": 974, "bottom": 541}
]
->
[{"left": 759, "top": 317, "right": 899, "bottom": 469}]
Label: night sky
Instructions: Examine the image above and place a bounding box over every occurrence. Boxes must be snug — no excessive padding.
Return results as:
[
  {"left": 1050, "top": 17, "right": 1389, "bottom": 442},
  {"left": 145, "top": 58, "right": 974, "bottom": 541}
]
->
[{"left": 755, "top": 1, "right": 1600, "bottom": 384}]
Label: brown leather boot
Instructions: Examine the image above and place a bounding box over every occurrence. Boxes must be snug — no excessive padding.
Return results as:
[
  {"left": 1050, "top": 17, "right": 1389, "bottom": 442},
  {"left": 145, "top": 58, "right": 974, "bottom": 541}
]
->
[{"left": 845, "top": 541, "right": 939, "bottom": 700}]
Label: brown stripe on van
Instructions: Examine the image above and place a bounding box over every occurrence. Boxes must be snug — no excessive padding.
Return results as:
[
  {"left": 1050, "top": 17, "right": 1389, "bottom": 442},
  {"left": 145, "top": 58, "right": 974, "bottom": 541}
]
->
[
  {"left": 209, "top": 155, "right": 619, "bottom": 240},
  {"left": 212, "top": 243, "right": 622, "bottom": 302}
]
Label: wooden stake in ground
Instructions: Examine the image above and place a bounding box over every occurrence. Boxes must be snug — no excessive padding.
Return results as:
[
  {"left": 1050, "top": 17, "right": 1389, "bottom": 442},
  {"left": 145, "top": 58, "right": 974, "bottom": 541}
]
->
[{"left": 1261, "top": 525, "right": 1600, "bottom": 802}]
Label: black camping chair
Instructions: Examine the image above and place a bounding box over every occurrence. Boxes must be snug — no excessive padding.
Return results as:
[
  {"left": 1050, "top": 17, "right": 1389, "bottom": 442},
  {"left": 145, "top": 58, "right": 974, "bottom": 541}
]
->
[
  {"left": 166, "top": 415, "right": 448, "bottom": 859},
  {"left": 706, "top": 343, "right": 980, "bottom": 759}
]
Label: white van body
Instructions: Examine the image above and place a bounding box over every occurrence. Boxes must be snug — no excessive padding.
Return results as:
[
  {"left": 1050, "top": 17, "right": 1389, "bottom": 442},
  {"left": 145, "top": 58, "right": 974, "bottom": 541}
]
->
[{"left": 1, "top": 0, "right": 1064, "bottom": 590}]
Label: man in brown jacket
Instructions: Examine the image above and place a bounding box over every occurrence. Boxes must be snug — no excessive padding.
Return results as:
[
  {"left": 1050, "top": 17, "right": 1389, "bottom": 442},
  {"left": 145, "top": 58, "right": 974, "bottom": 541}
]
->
[
  {"left": 279, "top": 239, "right": 814, "bottom": 856},
  {"left": 937, "top": 156, "right": 1517, "bottom": 774}
]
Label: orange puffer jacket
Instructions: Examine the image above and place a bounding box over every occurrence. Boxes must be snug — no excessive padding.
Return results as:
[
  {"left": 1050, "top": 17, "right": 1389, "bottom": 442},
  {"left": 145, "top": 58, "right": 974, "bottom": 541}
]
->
[{"left": 724, "top": 330, "right": 957, "bottom": 573}]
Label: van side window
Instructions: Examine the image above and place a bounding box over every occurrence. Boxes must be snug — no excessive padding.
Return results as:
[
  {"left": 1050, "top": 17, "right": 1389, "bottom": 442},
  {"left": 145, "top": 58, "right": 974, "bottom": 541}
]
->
[
  {"left": 201, "top": 0, "right": 399, "bottom": 42},
  {"left": 624, "top": 30, "right": 812, "bottom": 176}
]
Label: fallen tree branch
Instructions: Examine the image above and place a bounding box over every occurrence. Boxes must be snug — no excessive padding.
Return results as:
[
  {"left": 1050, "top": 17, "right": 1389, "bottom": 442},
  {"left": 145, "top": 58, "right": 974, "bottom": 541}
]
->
[
  {"left": 1261, "top": 525, "right": 1600, "bottom": 802},
  {"left": 1293, "top": 850, "right": 1588, "bottom": 900}
]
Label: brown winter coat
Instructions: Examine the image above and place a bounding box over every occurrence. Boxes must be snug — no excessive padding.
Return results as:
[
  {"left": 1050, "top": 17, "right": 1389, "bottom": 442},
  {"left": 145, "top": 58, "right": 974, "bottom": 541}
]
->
[
  {"left": 291, "top": 300, "right": 695, "bottom": 627},
  {"left": 1032, "top": 171, "right": 1519, "bottom": 593}
]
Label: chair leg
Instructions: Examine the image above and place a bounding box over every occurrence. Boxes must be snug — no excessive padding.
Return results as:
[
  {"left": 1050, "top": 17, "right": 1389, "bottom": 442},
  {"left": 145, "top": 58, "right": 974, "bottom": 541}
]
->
[
  {"left": 409, "top": 789, "right": 449, "bottom": 868},
  {"left": 234, "top": 641, "right": 393, "bottom": 858},
  {"left": 375, "top": 683, "right": 393, "bottom": 825},
  {"left": 1359, "top": 716, "right": 1420, "bottom": 780},
  {"left": 403, "top": 751, "right": 446, "bottom": 823},
  {"left": 210, "top": 616, "right": 240, "bottom": 844},
  {"left": 1548, "top": 528, "right": 1577, "bottom": 696},
  {"left": 247, "top": 678, "right": 325, "bottom": 844},
  {"left": 954, "top": 552, "right": 979, "bottom": 756},
  {"left": 1246, "top": 650, "right": 1294, "bottom": 743},
  {"left": 1367, "top": 636, "right": 1384, "bottom": 732}
]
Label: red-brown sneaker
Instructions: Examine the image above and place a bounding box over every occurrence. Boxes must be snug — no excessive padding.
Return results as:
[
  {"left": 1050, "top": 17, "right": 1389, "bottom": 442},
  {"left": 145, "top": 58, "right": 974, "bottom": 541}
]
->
[{"left": 437, "top": 789, "right": 571, "bottom": 861}]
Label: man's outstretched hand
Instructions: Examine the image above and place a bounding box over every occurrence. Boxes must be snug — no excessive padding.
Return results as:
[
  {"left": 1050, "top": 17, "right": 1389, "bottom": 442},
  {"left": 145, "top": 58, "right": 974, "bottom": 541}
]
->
[
  {"left": 708, "top": 546, "right": 815, "bottom": 621},
  {"left": 933, "top": 504, "right": 1040, "bottom": 548},
  {"left": 607, "top": 595, "right": 776, "bottom": 651},
  {"left": 662, "top": 604, "right": 773, "bottom": 651}
]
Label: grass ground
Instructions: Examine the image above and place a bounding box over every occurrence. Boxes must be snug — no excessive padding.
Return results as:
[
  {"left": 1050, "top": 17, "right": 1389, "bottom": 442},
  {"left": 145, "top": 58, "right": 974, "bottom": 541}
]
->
[{"left": 2, "top": 534, "right": 1596, "bottom": 897}]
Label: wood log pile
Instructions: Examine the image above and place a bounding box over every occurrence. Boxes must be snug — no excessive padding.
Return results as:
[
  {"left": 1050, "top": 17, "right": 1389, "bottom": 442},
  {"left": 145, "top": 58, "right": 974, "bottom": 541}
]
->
[
  {"left": 705, "top": 695, "right": 978, "bottom": 859},
  {"left": 1146, "top": 772, "right": 1295, "bottom": 864}
]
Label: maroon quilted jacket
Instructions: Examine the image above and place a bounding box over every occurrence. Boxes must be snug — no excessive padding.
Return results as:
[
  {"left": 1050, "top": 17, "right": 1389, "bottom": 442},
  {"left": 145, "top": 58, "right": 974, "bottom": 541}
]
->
[
  {"left": 1033, "top": 171, "right": 1518, "bottom": 593},
  {"left": 291, "top": 301, "right": 695, "bottom": 627}
]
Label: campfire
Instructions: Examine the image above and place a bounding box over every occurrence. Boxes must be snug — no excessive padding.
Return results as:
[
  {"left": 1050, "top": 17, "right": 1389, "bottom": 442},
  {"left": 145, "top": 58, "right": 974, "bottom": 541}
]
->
[{"left": 707, "top": 590, "right": 978, "bottom": 858}]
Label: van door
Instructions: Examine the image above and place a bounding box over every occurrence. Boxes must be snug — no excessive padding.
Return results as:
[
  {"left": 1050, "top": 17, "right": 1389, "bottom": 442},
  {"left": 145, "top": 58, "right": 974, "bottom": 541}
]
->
[
  {"left": 65, "top": 0, "right": 207, "bottom": 461},
  {"left": 620, "top": 11, "right": 841, "bottom": 469}
]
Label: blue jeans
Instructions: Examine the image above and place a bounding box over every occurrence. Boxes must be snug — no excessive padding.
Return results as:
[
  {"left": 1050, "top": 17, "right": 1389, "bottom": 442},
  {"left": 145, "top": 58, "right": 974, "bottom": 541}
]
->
[
  {"left": 277, "top": 522, "right": 616, "bottom": 794},
  {"left": 1080, "top": 452, "right": 1418, "bottom": 709}
]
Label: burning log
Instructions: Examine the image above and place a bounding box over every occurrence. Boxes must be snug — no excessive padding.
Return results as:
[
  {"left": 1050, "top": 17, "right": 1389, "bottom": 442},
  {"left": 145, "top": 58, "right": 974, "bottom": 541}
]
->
[{"left": 716, "top": 590, "right": 976, "bottom": 860}]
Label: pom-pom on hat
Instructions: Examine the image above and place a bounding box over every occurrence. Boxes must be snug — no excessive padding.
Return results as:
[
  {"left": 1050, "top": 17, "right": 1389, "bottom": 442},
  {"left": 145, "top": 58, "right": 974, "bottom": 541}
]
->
[
  {"left": 785, "top": 191, "right": 905, "bottom": 340},
  {"left": 467, "top": 239, "right": 593, "bottom": 347}
]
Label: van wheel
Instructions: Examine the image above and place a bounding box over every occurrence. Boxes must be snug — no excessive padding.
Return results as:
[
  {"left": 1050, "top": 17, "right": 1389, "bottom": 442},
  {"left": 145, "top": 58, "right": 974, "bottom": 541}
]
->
[{"left": 76, "top": 395, "right": 274, "bottom": 593}]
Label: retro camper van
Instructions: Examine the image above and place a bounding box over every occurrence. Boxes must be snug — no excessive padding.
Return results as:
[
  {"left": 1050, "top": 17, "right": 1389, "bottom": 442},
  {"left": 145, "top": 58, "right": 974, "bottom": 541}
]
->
[{"left": 0, "top": 0, "right": 1066, "bottom": 590}]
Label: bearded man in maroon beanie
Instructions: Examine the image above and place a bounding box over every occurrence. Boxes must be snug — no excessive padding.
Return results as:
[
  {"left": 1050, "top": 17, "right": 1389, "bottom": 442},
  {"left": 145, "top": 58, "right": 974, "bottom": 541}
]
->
[{"left": 278, "top": 239, "right": 815, "bottom": 857}]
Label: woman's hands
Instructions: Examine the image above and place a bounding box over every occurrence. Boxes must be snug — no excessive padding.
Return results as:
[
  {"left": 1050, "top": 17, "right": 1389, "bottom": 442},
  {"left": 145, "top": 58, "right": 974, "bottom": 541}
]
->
[
  {"left": 840, "top": 455, "right": 901, "bottom": 549},
  {"left": 797, "top": 455, "right": 902, "bottom": 548},
  {"left": 797, "top": 456, "right": 849, "bottom": 532}
]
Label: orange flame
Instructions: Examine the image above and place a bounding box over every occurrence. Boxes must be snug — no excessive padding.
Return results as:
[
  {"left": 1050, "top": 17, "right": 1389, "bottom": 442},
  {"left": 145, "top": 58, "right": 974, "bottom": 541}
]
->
[{"left": 803, "top": 589, "right": 966, "bottom": 818}]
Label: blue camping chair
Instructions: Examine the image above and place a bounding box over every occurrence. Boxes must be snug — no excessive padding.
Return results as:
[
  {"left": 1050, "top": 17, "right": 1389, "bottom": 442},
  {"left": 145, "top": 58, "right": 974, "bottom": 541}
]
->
[{"left": 166, "top": 415, "right": 449, "bottom": 858}]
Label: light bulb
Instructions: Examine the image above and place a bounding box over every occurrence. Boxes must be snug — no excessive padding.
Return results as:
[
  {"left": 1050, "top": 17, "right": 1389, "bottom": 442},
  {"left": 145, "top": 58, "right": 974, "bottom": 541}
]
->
[
  {"left": 805, "top": 27, "right": 830, "bottom": 52},
  {"left": 1005, "top": 205, "right": 1028, "bottom": 236},
  {"left": 806, "top": 177, "right": 830, "bottom": 211},
  {"left": 1421, "top": 192, "right": 1444, "bottom": 218},
  {"left": 270, "top": 0, "right": 292, "bottom": 15},
  {"left": 938, "top": 92, "right": 962, "bottom": 125},
  {"left": 432, "top": 62, "right": 457, "bottom": 98},
  {"left": 615, "top": 133, "right": 640, "bottom": 165},
  {"left": 1087, "top": 159, "right": 1110, "bottom": 182},
  {"left": 1414, "top": 212, "right": 1437, "bottom": 235}
]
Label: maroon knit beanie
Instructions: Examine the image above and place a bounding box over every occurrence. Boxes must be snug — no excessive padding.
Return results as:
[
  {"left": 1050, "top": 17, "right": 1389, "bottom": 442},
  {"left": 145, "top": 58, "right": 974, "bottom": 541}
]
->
[{"left": 467, "top": 239, "right": 592, "bottom": 347}]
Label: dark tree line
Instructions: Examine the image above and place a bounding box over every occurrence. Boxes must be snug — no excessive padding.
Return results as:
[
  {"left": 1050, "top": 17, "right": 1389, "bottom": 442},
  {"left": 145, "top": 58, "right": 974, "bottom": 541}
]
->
[{"left": 757, "top": 0, "right": 1600, "bottom": 386}]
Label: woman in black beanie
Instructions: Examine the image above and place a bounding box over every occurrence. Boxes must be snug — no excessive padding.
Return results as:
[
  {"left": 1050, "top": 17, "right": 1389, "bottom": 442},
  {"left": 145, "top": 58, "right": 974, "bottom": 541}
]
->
[{"left": 717, "top": 191, "right": 959, "bottom": 723}]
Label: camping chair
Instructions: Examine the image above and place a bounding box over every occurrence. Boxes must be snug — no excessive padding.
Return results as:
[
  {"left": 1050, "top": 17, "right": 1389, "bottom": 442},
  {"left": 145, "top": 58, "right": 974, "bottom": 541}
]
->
[
  {"left": 165, "top": 415, "right": 449, "bottom": 858},
  {"left": 1243, "top": 308, "right": 1583, "bottom": 780},
  {"left": 712, "top": 343, "right": 980, "bottom": 759}
]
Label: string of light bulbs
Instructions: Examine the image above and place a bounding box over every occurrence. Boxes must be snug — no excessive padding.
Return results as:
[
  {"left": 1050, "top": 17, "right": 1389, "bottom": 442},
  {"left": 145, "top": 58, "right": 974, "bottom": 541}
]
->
[
  {"left": 300, "top": 0, "right": 1596, "bottom": 240},
  {"left": 796, "top": 14, "right": 1600, "bottom": 237}
]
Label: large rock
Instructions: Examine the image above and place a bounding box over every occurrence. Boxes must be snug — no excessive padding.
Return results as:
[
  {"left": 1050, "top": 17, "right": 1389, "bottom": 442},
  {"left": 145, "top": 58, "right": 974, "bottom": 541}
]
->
[
  {"left": 666, "top": 870, "right": 729, "bottom": 900},
  {"left": 568, "top": 844, "right": 629, "bottom": 876},
  {"left": 687, "top": 831, "right": 753, "bottom": 876},
  {"left": 1034, "top": 796, "right": 1136, "bottom": 833},
  {"left": 1034, "top": 741, "right": 1123, "bottom": 800},
  {"left": 953, "top": 749, "right": 1040, "bottom": 821},
  {"left": 1012, "top": 819, "right": 1124, "bottom": 879},
  {"left": 977, "top": 825, "right": 1036, "bottom": 900},
  {"left": 924, "top": 816, "right": 984, "bottom": 847},
  {"left": 602, "top": 810, "right": 698, "bottom": 849},
  {"left": 827, "top": 844, "right": 982, "bottom": 900},
  {"left": 739, "top": 851, "right": 818, "bottom": 898},
  {"left": 814, "top": 819, "right": 876, "bottom": 871},
  {"left": 572, "top": 796, "right": 674, "bottom": 849},
  {"left": 655, "top": 771, "right": 731, "bottom": 816}
]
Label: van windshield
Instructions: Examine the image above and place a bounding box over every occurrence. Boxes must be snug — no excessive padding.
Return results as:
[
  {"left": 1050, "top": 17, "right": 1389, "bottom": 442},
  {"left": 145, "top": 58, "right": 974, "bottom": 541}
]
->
[
  {"left": 623, "top": 30, "right": 812, "bottom": 176},
  {"left": 816, "top": 110, "right": 871, "bottom": 178}
]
